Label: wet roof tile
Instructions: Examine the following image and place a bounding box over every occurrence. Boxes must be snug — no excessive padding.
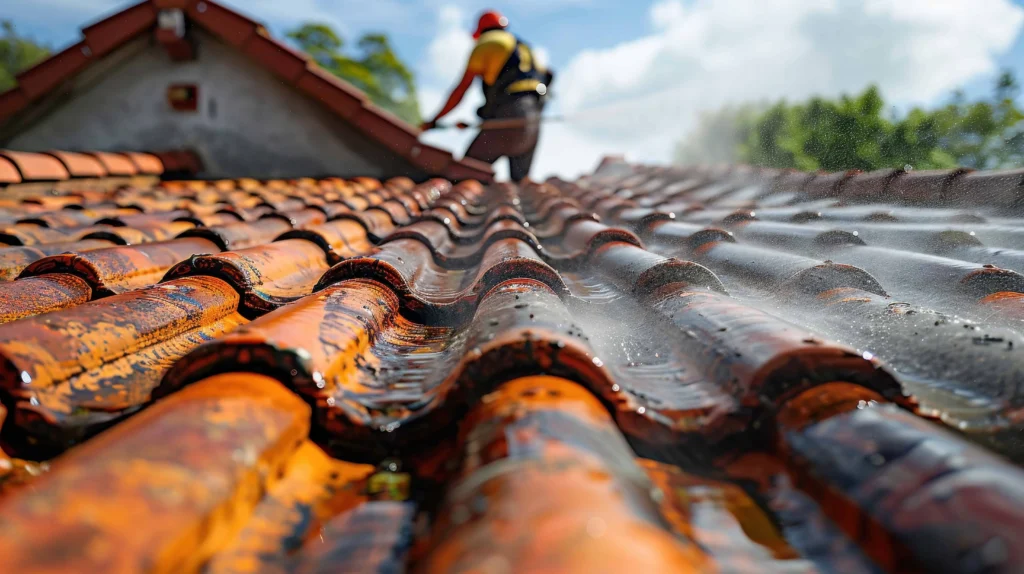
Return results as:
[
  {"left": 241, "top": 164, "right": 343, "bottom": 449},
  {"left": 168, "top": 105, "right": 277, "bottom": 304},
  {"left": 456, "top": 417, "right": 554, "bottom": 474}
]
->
[{"left": 0, "top": 156, "right": 1021, "bottom": 572}]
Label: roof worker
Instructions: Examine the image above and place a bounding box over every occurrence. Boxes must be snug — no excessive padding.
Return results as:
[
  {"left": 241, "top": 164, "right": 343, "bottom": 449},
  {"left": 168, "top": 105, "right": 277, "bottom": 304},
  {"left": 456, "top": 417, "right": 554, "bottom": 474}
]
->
[{"left": 421, "top": 10, "right": 553, "bottom": 182}]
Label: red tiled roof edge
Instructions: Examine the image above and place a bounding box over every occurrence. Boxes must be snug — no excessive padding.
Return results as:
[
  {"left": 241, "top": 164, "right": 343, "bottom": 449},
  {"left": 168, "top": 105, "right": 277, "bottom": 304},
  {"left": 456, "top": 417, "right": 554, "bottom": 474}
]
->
[
  {"left": 0, "top": 148, "right": 200, "bottom": 183},
  {"left": 0, "top": 0, "right": 493, "bottom": 183}
]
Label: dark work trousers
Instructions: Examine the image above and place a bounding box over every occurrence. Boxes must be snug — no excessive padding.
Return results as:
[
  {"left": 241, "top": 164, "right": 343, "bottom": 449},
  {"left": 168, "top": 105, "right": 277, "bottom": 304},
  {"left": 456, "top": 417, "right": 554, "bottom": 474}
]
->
[{"left": 464, "top": 95, "right": 541, "bottom": 181}]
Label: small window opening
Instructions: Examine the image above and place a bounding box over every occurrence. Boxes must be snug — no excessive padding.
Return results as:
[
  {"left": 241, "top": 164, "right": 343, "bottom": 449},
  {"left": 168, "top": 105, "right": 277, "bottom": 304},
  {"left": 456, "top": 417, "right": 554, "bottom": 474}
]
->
[{"left": 168, "top": 84, "right": 199, "bottom": 112}]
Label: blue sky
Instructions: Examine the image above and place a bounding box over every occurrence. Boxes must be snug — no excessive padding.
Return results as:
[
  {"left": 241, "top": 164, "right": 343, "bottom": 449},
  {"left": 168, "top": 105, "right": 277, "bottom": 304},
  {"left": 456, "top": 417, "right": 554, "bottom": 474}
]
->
[
  {"left": 3, "top": 1, "right": 650, "bottom": 73},
  {"left": 4, "top": 0, "right": 1024, "bottom": 177}
]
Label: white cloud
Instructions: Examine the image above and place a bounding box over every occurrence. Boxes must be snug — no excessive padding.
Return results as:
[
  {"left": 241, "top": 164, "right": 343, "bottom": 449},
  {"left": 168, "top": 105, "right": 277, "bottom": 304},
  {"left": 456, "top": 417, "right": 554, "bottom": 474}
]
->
[
  {"left": 545, "top": 0, "right": 1024, "bottom": 179},
  {"left": 425, "top": 5, "right": 476, "bottom": 81}
]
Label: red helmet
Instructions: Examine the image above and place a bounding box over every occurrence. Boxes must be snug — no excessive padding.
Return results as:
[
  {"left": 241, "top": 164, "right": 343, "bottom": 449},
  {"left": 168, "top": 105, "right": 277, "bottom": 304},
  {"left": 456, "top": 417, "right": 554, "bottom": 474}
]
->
[{"left": 473, "top": 10, "right": 509, "bottom": 39}]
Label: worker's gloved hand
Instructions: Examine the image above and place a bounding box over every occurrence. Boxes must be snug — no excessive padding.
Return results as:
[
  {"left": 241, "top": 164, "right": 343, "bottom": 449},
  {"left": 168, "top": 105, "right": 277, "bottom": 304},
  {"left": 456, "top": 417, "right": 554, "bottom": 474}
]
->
[{"left": 420, "top": 120, "right": 437, "bottom": 131}]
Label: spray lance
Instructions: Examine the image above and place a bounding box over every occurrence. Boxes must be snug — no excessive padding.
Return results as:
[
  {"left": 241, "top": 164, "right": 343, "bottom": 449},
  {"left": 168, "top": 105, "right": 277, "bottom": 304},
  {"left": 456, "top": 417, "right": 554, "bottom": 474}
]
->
[
  {"left": 433, "top": 115, "right": 568, "bottom": 130},
  {"left": 428, "top": 83, "right": 570, "bottom": 130}
]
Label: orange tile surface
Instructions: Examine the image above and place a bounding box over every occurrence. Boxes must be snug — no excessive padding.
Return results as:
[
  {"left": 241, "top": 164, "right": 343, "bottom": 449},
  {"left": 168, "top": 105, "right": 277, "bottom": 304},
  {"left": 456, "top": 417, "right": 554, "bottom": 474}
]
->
[{"left": 0, "top": 156, "right": 1020, "bottom": 573}]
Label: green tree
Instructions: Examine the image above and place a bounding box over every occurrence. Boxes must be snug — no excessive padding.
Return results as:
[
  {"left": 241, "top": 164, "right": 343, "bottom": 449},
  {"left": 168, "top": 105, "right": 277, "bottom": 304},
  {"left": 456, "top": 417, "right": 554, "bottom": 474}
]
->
[
  {"left": 931, "top": 71, "right": 1024, "bottom": 169},
  {"left": 679, "top": 71, "right": 1024, "bottom": 172},
  {"left": 0, "top": 20, "right": 50, "bottom": 92},
  {"left": 287, "top": 23, "right": 420, "bottom": 125}
]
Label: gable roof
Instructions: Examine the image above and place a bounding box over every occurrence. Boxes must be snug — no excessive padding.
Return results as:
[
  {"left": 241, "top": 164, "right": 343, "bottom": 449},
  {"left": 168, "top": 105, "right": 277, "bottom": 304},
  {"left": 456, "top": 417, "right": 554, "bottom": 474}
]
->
[{"left": 0, "top": 0, "right": 493, "bottom": 182}]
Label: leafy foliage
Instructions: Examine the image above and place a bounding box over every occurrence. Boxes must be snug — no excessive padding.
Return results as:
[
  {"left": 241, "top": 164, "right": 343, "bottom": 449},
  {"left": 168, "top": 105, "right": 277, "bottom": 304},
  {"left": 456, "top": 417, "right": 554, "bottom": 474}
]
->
[
  {"left": 287, "top": 23, "right": 421, "bottom": 125},
  {"left": 676, "top": 72, "right": 1024, "bottom": 171},
  {"left": 0, "top": 20, "right": 49, "bottom": 93}
]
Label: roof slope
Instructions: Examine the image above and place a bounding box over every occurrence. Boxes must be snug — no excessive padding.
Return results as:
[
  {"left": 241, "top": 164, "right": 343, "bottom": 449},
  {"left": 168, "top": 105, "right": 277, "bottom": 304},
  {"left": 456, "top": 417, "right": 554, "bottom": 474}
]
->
[
  {"left": 0, "top": 0, "right": 492, "bottom": 182},
  {"left": 0, "top": 160, "right": 1022, "bottom": 572}
]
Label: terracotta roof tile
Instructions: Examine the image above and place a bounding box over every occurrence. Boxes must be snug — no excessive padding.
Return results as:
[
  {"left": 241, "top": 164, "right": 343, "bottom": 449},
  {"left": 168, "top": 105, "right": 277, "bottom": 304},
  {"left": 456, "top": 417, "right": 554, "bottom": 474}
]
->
[
  {"left": 0, "top": 157, "right": 20, "bottom": 184},
  {"left": 0, "top": 223, "right": 91, "bottom": 246},
  {"left": 289, "top": 501, "right": 416, "bottom": 572},
  {"left": 420, "top": 376, "right": 708, "bottom": 571},
  {"left": 45, "top": 150, "right": 107, "bottom": 178},
  {"left": 0, "top": 372, "right": 307, "bottom": 573},
  {"left": 203, "top": 440, "right": 374, "bottom": 573},
  {"left": 20, "top": 236, "right": 220, "bottom": 296},
  {"left": 0, "top": 274, "right": 93, "bottom": 325},
  {"left": 86, "top": 151, "right": 138, "bottom": 176},
  {"left": 0, "top": 150, "right": 70, "bottom": 181},
  {"left": 163, "top": 238, "right": 333, "bottom": 317},
  {"left": 122, "top": 152, "right": 164, "bottom": 175},
  {"left": 0, "top": 238, "right": 116, "bottom": 281},
  {"left": 0, "top": 157, "right": 1020, "bottom": 571},
  {"left": 178, "top": 218, "right": 291, "bottom": 251},
  {"left": 0, "top": 276, "right": 246, "bottom": 450}
]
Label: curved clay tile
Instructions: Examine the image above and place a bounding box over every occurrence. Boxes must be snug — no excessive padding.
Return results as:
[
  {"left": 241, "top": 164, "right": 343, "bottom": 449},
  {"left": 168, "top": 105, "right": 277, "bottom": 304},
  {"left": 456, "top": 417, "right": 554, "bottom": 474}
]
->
[
  {"left": 263, "top": 207, "right": 326, "bottom": 228},
  {"left": 819, "top": 244, "right": 1024, "bottom": 300},
  {"left": 0, "top": 223, "right": 90, "bottom": 246},
  {"left": 286, "top": 502, "right": 416, "bottom": 573},
  {"left": 157, "top": 278, "right": 442, "bottom": 453},
  {"left": 691, "top": 241, "right": 886, "bottom": 296},
  {"left": 162, "top": 237, "right": 332, "bottom": 317},
  {"left": 16, "top": 210, "right": 98, "bottom": 229},
  {"left": 642, "top": 458, "right": 839, "bottom": 571},
  {"left": 85, "top": 151, "right": 138, "bottom": 176},
  {"left": 20, "top": 236, "right": 221, "bottom": 296},
  {"left": 45, "top": 150, "right": 107, "bottom": 178},
  {"left": 787, "top": 287, "right": 1024, "bottom": 457},
  {"left": 590, "top": 241, "right": 726, "bottom": 296},
  {"left": 380, "top": 219, "right": 541, "bottom": 270},
  {"left": 945, "top": 168, "right": 1024, "bottom": 209},
  {"left": 0, "top": 276, "right": 246, "bottom": 450},
  {"left": 776, "top": 388, "right": 1024, "bottom": 573},
  {"left": 204, "top": 441, "right": 375, "bottom": 574},
  {"left": 195, "top": 212, "right": 246, "bottom": 227},
  {"left": 0, "top": 372, "right": 309, "bottom": 573},
  {"left": 0, "top": 238, "right": 116, "bottom": 281},
  {"left": 418, "top": 376, "right": 709, "bottom": 572},
  {"left": 646, "top": 289, "right": 911, "bottom": 444},
  {"left": 275, "top": 218, "right": 373, "bottom": 263},
  {"left": 314, "top": 237, "right": 568, "bottom": 323},
  {"left": 0, "top": 150, "right": 69, "bottom": 181},
  {"left": 329, "top": 210, "right": 397, "bottom": 243},
  {"left": 0, "top": 156, "right": 20, "bottom": 184},
  {"left": 178, "top": 218, "right": 292, "bottom": 251},
  {"left": 79, "top": 220, "right": 196, "bottom": 245},
  {"left": 121, "top": 152, "right": 163, "bottom": 175},
  {"left": 0, "top": 274, "right": 93, "bottom": 325}
]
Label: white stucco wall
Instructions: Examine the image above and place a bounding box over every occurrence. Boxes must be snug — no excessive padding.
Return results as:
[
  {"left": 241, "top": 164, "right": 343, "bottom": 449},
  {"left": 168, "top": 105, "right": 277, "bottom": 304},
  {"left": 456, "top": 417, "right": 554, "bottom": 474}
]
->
[{"left": 5, "top": 31, "right": 422, "bottom": 179}]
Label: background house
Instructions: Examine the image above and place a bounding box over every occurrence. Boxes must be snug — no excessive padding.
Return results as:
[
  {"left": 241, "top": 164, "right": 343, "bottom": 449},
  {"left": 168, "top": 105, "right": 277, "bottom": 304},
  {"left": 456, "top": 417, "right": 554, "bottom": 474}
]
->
[{"left": 0, "top": 1, "right": 492, "bottom": 181}]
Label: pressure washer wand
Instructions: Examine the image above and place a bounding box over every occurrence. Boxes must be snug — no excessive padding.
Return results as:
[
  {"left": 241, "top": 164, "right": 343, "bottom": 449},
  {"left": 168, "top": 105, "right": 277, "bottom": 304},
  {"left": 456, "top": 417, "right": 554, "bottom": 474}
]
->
[{"left": 434, "top": 115, "right": 567, "bottom": 131}]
